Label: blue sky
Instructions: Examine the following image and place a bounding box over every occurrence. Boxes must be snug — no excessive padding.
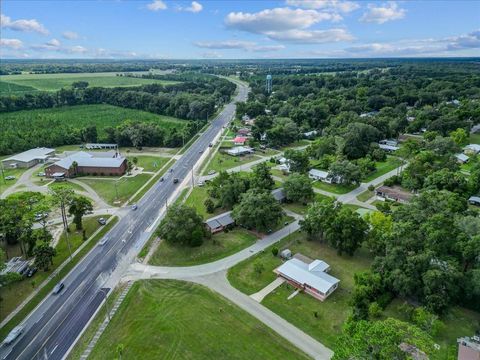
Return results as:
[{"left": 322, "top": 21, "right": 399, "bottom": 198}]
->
[{"left": 1, "top": 0, "right": 479, "bottom": 59}]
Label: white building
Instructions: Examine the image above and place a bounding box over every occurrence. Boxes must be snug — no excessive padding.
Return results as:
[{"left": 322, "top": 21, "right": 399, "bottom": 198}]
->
[
  {"left": 226, "top": 146, "right": 254, "bottom": 157},
  {"left": 455, "top": 153, "right": 470, "bottom": 164},
  {"left": 379, "top": 144, "right": 400, "bottom": 152},
  {"left": 275, "top": 257, "right": 339, "bottom": 301},
  {"left": 464, "top": 144, "right": 480, "bottom": 155},
  {"left": 1, "top": 148, "right": 55, "bottom": 169},
  {"left": 308, "top": 169, "right": 336, "bottom": 183}
]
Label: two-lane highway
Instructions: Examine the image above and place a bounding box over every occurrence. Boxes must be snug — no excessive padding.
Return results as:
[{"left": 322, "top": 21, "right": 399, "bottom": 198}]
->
[{"left": 0, "top": 78, "right": 249, "bottom": 360}]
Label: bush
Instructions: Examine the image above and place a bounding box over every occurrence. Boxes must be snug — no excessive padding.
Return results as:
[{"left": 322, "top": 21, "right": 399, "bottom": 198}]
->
[
  {"left": 271, "top": 247, "right": 279, "bottom": 256},
  {"left": 368, "top": 184, "right": 375, "bottom": 192},
  {"left": 368, "top": 302, "right": 382, "bottom": 318},
  {"left": 204, "top": 198, "right": 215, "bottom": 214}
]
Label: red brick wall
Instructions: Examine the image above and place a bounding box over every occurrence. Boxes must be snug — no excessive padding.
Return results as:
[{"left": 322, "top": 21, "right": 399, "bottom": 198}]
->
[
  {"left": 45, "top": 159, "right": 126, "bottom": 178},
  {"left": 45, "top": 164, "right": 71, "bottom": 177}
]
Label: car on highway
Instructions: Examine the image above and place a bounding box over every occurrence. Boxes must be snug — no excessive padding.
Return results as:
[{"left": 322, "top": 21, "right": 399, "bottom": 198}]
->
[
  {"left": 3, "top": 325, "right": 24, "bottom": 345},
  {"left": 173, "top": 178, "right": 179, "bottom": 184},
  {"left": 97, "top": 217, "right": 107, "bottom": 225},
  {"left": 209, "top": 143, "right": 213, "bottom": 147},
  {"left": 131, "top": 204, "right": 138, "bottom": 210},
  {"left": 98, "top": 238, "right": 108, "bottom": 246},
  {"left": 4, "top": 176, "right": 16, "bottom": 181},
  {"left": 160, "top": 177, "right": 164, "bottom": 182},
  {"left": 199, "top": 150, "right": 203, "bottom": 153},
  {"left": 52, "top": 282, "right": 64, "bottom": 295}
]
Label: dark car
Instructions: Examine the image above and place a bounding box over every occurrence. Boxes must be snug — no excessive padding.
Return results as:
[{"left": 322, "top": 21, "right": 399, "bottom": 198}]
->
[
  {"left": 160, "top": 177, "right": 164, "bottom": 182},
  {"left": 173, "top": 178, "right": 179, "bottom": 184},
  {"left": 97, "top": 217, "right": 107, "bottom": 225},
  {"left": 26, "top": 267, "right": 37, "bottom": 278},
  {"left": 208, "top": 143, "right": 213, "bottom": 147},
  {"left": 53, "top": 282, "right": 65, "bottom": 295}
]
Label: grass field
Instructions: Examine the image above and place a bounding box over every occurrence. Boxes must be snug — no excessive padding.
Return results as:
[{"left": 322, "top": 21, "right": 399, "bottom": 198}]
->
[
  {"left": 227, "top": 231, "right": 372, "bottom": 349},
  {"left": 0, "top": 104, "right": 188, "bottom": 141},
  {"left": 203, "top": 151, "right": 261, "bottom": 174},
  {"left": 356, "top": 189, "right": 375, "bottom": 202},
  {"left": 87, "top": 280, "right": 309, "bottom": 360},
  {"left": 149, "top": 229, "right": 257, "bottom": 266},
  {"left": 0, "top": 215, "right": 110, "bottom": 325},
  {"left": 0, "top": 167, "right": 28, "bottom": 196},
  {"left": 312, "top": 180, "right": 357, "bottom": 194},
  {"left": 469, "top": 133, "right": 480, "bottom": 144},
  {"left": 363, "top": 157, "right": 402, "bottom": 182},
  {"left": 0, "top": 72, "right": 178, "bottom": 94},
  {"left": 79, "top": 173, "right": 152, "bottom": 205},
  {"left": 184, "top": 186, "right": 224, "bottom": 218},
  {"left": 127, "top": 155, "right": 170, "bottom": 172}
]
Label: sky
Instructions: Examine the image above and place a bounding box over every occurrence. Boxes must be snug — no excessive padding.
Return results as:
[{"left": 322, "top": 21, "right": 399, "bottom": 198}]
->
[{"left": 1, "top": 0, "right": 479, "bottom": 59}]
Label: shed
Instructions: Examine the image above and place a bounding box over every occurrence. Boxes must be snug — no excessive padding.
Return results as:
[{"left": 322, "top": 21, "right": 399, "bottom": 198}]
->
[
  {"left": 468, "top": 196, "right": 480, "bottom": 206},
  {"left": 205, "top": 211, "right": 235, "bottom": 234},
  {"left": 280, "top": 249, "right": 292, "bottom": 260}
]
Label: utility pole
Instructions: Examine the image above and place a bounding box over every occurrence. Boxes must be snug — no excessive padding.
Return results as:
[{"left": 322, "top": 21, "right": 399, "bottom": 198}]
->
[{"left": 191, "top": 168, "right": 194, "bottom": 187}]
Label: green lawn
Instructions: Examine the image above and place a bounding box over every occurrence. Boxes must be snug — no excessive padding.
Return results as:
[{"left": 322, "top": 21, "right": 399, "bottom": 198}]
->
[
  {"left": 0, "top": 72, "right": 178, "bottom": 94},
  {"left": 228, "top": 231, "right": 372, "bottom": 349},
  {"left": 87, "top": 280, "right": 309, "bottom": 360},
  {"left": 184, "top": 186, "right": 224, "bottom": 218},
  {"left": 312, "top": 180, "right": 357, "bottom": 194},
  {"left": 80, "top": 173, "right": 152, "bottom": 205},
  {"left": 204, "top": 151, "right": 261, "bottom": 174},
  {"left": 49, "top": 180, "right": 87, "bottom": 193},
  {"left": 356, "top": 189, "right": 375, "bottom": 202},
  {"left": 363, "top": 157, "right": 402, "bottom": 182},
  {"left": 469, "top": 133, "right": 480, "bottom": 145},
  {"left": 0, "top": 167, "right": 28, "bottom": 196},
  {"left": 383, "top": 299, "right": 480, "bottom": 359},
  {"left": 149, "top": 228, "right": 257, "bottom": 266},
  {"left": 127, "top": 155, "right": 169, "bottom": 172},
  {"left": 0, "top": 215, "right": 110, "bottom": 326}
]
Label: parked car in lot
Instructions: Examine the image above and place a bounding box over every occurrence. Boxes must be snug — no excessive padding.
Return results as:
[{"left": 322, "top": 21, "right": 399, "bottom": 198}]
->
[
  {"left": 5, "top": 176, "right": 16, "bottom": 180},
  {"left": 25, "top": 267, "right": 37, "bottom": 278},
  {"left": 3, "top": 325, "right": 24, "bottom": 345},
  {"left": 53, "top": 282, "right": 65, "bottom": 295},
  {"left": 197, "top": 181, "right": 205, "bottom": 187},
  {"left": 34, "top": 212, "right": 48, "bottom": 221},
  {"left": 97, "top": 217, "right": 107, "bottom": 225}
]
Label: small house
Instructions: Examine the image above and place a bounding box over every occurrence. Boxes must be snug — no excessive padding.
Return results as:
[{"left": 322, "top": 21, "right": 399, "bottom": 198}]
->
[
  {"left": 455, "top": 153, "right": 470, "bottom": 164},
  {"left": 464, "top": 144, "right": 480, "bottom": 155},
  {"left": 236, "top": 128, "right": 251, "bottom": 137},
  {"left": 303, "top": 130, "right": 318, "bottom": 139},
  {"left": 379, "top": 139, "right": 399, "bottom": 147},
  {"left": 379, "top": 144, "right": 400, "bottom": 152},
  {"left": 271, "top": 188, "right": 286, "bottom": 203},
  {"left": 233, "top": 136, "right": 247, "bottom": 146},
  {"left": 275, "top": 256, "right": 339, "bottom": 301},
  {"left": 205, "top": 211, "right": 235, "bottom": 234},
  {"left": 308, "top": 169, "right": 338, "bottom": 184},
  {"left": 375, "top": 185, "right": 414, "bottom": 204},
  {"left": 468, "top": 196, "right": 480, "bottom": 206},
  {"left": 226, "top": 146, "right": 254, "bottom": 157}
]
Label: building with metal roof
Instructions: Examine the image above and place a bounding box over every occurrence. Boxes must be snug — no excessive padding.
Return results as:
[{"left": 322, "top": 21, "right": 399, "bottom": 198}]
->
[
  {"left": 1, "top": 148, "right": 55, "bottom": 169},
  {"left": 275, "top": 257, "right": 339, "bottom": 301},
  {"left": 205, "top": 211, "right": 235, "bottom": 234}
]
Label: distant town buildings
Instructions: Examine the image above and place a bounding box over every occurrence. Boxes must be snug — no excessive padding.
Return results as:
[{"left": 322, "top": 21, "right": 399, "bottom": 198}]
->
[{"left": 457, "top": 335, "right": 480, "bottom": 360}]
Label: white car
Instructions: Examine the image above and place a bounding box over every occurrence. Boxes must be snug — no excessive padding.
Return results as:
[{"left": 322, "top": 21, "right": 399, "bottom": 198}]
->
[
  {"left": 3, "top": 326, "right": 24, "bottom": 345},
  {"left": 4, "top": 176, "right": 16, "bottom": 180}
]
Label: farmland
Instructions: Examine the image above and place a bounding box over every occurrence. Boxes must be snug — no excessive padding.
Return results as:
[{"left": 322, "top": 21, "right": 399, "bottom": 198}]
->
[
  {"left": 0, "top": 104, "right": 189, "bottom": 155},
  {"left": 0, "top": 72, "right": 178, "bottom": 94}
]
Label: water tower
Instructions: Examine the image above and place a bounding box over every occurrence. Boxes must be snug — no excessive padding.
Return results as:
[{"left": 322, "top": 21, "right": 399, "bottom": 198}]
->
[{"left": 266, "top": 74, "right": 272, "bottom": 94}]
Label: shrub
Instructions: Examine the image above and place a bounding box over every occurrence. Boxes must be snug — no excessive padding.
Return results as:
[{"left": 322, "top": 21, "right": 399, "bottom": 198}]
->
[
  {"left": 368, "top": 302, "right": 382, "bottom": 318},
  {"left": 271, "top": 247, "right": 279, "bottom": 257},
  {"left": 368, "top": 184, "right": 375, "bottom": 192}
]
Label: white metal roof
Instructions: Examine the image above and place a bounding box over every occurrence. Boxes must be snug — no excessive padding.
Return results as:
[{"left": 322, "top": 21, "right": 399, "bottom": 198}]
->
[
  {"left": 51, "top": 151, "right": 125, "bottom": 170},
  {"left": 465, "top": 144, "right": 480, "bottom": 153},
  {"left": 379, "top": 144, "right": 399, "bottom": 151},
  {"left": 309, "top": 169, "right": 329, "bottom": 179},
  {"left": 226, "top": 146, "right": 253, "bottom": 155},
  {"left": 3, "top": 147, "right": 55, "bottom": 163},
  {"left": 276, "top": 258, "right": 339, "bottom": 294},
  {"left": 455, "top": 153, "right": 469, "bottom": 162}
]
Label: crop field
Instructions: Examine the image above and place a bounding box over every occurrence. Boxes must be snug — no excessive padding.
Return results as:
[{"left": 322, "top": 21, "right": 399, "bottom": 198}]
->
[
  {"left": 1, "top": 104, "right": 188, "bottom": 138},
  {"left": 0, "top": 72, "right": 178, "bottom": 94}
]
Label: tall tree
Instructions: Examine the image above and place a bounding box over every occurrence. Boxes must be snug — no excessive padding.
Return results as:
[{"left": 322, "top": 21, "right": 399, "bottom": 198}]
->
[
  {"left": 157, "top": 204, "right": 205, "bottom": 247},
  {"left": 33, "top": 242, "right": 57, "bottom": 271},
  {"left": 284, "top": 149, "right": 310, "bottom": 174},
  {"left": 232, "top": 189, "right": 283, "bottom": 232},
  {"left": 250, "top": 162, "right": 274, "bottom": 191},
  {"left": 283, "top": 173, "right": 314, "bottom": 204},
  {"left": 68, "top": 196, "right": 93, "bottom": 231}
]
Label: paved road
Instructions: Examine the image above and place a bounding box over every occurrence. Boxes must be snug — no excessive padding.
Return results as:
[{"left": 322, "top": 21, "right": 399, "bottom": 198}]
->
[{"left": 0, "top": 79, "right": 249, "bottom": 360}]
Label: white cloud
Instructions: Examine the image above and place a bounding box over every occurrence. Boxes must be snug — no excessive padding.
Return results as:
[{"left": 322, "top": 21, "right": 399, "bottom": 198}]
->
[
  {"left": 0, "top": 38, "right": 23, "bottom": 49},
  {"left": 225, "top": 7, "right": 341, "bottom": 34},
  {"left": 343, "top": 29, "right": 480, "bottom": 56},
  {"left": 62, "top": 31, "right": 79, "bottom": 40},
  {"left": 31, "top": 38, "right": 62, "bottom": 51},
  {"left": 286, "top": 0, "right": 360, "bottom": 13},
  {"left": 147, "top": 0, "right": 167, "bottom": 11},
  {"left": 68, "top": 45, "right": 88, "bottom": 54},
  {"left": 200, "top": 51, "right": 223, "bottom": 58},
  {"left": 182, "top": 1, "right": 203, "bottom": 13},
  {"left": 360, "top": 2, "right": 406, "bottom": 24},
  {"left": 267, "top": 28, "right": 353, "bottom": 43},
  {"left": 1, "top": 13, "right": 49, "bottom": 35},
  {"left": 194, "top": 40, "right": 285, "bottom": 52}
]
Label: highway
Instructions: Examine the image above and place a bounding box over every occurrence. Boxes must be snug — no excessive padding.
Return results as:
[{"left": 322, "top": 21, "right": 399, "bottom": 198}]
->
[{"left": 0, "top": 78, "right": 249, "bottom": 360}]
